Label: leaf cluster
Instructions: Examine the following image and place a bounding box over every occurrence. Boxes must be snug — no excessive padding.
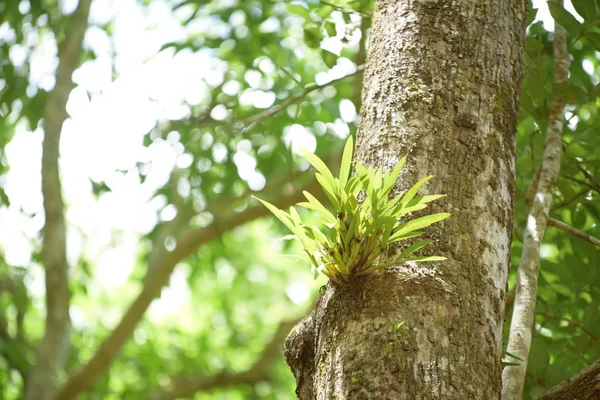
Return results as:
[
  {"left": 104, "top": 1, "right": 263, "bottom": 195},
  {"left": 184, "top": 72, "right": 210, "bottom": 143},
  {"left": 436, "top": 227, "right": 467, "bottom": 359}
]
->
[{"left": 256, "top": 137, "right": 449, "bottom": 285}]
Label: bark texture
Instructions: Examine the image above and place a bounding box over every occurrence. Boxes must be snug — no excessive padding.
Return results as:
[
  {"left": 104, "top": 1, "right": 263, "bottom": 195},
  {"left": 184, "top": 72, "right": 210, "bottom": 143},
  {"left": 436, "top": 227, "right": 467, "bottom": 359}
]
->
[
  {"left": 24, "top": 1, "right": 92, "bottom": 399},
  {"left": 501, "top": 1, "right": 570, "bottom": 397},
  {"left": 285, "top": 0, "right": 527, "bottom": 398},
  {"left": 538, "top": 359, "right": 600, "bottom": 400}
]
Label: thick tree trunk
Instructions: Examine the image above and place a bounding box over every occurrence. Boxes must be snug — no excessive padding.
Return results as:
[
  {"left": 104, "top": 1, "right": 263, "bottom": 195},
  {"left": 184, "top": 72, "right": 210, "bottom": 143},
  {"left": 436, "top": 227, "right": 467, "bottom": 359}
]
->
[{"left": 285, "top": 0, "right": 527, "bottom": 398}]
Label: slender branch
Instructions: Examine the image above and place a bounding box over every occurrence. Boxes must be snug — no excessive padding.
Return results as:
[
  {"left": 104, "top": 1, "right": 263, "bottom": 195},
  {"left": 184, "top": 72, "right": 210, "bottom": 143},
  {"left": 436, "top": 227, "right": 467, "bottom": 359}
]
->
[
  {"left": 243, "top": 65, "right": 364, "bottom": 126},
  {"left": 24, "top": 1, "right": 92, "bottom": 399},
  {"left": 536, "top": 311, "right": 598, "bottom": 341},
  {"left": 164, "top": 66, "right": 363, "bottom": 133},
  {"left": 149, "top": 318, "right": 300, "bottom": 400},
  {"left": 576, "top": 162, "right": 600, "bottom": 190},
  {"left": 353, "top": 19, "right": 367, "bottom": 113},
  {"left": 551, "top": 190, "right": 588, "bottom": 211},
  {"left": 564, "top": 176, "right": 600, "bottom": 194},
  {"left": 502, "top": 2, "right": 570, "bottom": 398},
  {"left": 55, "top": 172, "right": 327, "bottom": 399},
  {"left": 538, "top": 358, "right": 600, "bottom": 400},
  {"left": 547, "top": 217, "right": 600, "bottom": 247},
  {"left": 319, "top": 0, "right": 372, "bottom": 18}
]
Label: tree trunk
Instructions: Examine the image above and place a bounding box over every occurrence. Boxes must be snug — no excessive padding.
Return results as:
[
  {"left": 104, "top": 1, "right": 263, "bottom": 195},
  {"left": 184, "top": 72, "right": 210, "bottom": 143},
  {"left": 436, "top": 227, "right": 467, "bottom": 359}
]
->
[{"left": 285, "top": 0, "right": 527, "bottom": 398}]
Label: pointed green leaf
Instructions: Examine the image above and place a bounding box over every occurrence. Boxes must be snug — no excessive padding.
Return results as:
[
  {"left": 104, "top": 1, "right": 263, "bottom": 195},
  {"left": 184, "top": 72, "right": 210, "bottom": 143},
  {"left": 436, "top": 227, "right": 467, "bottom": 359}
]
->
[
  {"left": 401, "top": 175, "right": 434, "bottom": 208},
  {"left": 394, "top": 213, "right": 450, "bottom": 237},
  {"left": 275, "top": 235, "right": 299, "bottom": 242},
  {"left": 316, "top": 173, "right": 340, "bottom": 208},
  {"left": 300, "top": 148, "right": 338, "bottom": 196},
  {"left": 298, "top": 205, "right": 336, "bottom": 225},
  {"left": 571, "top": 0, "right": 597, "bottom": 23},
  {"left": 382, "top": 156, "right": 406, "bottom": 195},
  {"left": 398, "top": 256, "right": 446, "bottom": 263},
  {"left": 397, "top": 240, "right": 433, "bottom": 260},
  {"left": 406, "top": 194, "right": 446, "bottom": 207},
  {"left": 388, "top": 230, "right": 425, "bottom": 243},
  {"left": 254, "top": 197, "right": 298, "bottom": 233},
  {"left": 301, "top": 191, "right": 335, "bottom": 220},
  {"left": 355, "top": 163, "right": 369, "bottom": 180},
  {"left": 547, "top": 2, "right": 583, "bottom": 35},
  {"left": 339, "top": 136, "right": 354, "bottom": 190},
  {"left": 346, "top": 175, "right": 363, "bottom": 197},
  {"left": 503, "top": 350, "right": 525, "bottom": 362}
]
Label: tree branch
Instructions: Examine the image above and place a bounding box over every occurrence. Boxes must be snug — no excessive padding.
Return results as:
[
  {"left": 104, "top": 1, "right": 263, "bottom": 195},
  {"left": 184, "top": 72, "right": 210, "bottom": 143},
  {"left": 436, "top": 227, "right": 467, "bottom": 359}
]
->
[
  {"left": 551, "top": 190, "right": 588, "bottom": 211},
  {"left": 538, "top": 358, "right": 600, "bottom": 400},
  {"left": 319, "top": 1, "right": 372, "bottom": 18},
  {"left": 242, "top": 65, "right": 364, "bottom": 126},
  {"left": 564, "top": 175, "right": 600, "bottom": 194},
  {"left": 576, "top": 162, "right": 600, "bottom": 191},
  {"left": 536, "top": 311, "right": 598, "bottom": 341},
  {"left": 547, "top": 217, "right": 600, "bottom": 248},
  {"left": 148, "top": 318, "right": 300, "bottom": 400},
  {"left": 164, "top": 66, "right": 363, "bottom": 133},
  {"left": 24, "top": 1, "right": 92, "bottom": 399},
  {"left": 55, "top": 170, "right": 327, "bottom": 399},
  {"left": 502, "top": 2, "right": 570, "bottom": 398}
]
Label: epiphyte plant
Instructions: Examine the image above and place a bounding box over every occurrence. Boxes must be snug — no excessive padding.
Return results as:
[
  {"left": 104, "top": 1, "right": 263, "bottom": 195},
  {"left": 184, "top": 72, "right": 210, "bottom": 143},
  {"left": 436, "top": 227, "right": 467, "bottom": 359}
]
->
[{"left": 255, "top": 136, "right": 450, "bottom": 285}]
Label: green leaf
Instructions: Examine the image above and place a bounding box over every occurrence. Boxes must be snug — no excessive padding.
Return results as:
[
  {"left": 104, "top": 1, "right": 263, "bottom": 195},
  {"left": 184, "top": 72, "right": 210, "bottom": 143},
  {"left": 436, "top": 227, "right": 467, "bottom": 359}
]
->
[
  {"left": 316, "top": 173, "right": 340, "bottom": 208},
  {"left": 398, "top": 256, "right": 446, "bottom": 262},
  {"left": 554, "top": 82, "right": 586, "bottom": 104},
  {"left": 584, "top": 31, "right": 600, "bottom": 52},
  {"left": 300, "top": 148, "right": 338, "bottom": 195},
  {"left": 393, "top": 213, "right": 451, "bottom": 237},
  {"left": 298, "top": 190, "right": 336, "bottom": 223},
  {"left": 303, "top": 23, "right": 323, "bottom": 48},
  {"left": 397, "top": 240, "right": 433, "bottom": 260},
  {"left": 571, "top": 0, "right": 598, "bottom": 22},
  {"left": 400, "top": 175, "right": 434, "bottom": 210},
  {"left": 339, "top": 136, "right": 354, "bottom": 191},
  {"left": 406, "top": 194, "right": 446, "bottom": 207},
  {"left": 324, "top": 21, "right": 337, "bottom": 37},
  {"left": 317, "top": 5, "right": 334, "bottom": 19},
  {"left": 502, "top": 350, "right": 525, "bottom": 362},
  {"left": 286, "top": 3, "right": 310, "bottom": 20},
  {"left": 382, "top": 156, "right": 406, "bottom": 195},
  {"left": 254, "top": 197, "right": 299, "bottom": 235},
  {"left": 388, "top": 230, "right": 425, "bottom": 243},
  {"left": 322, "top": 49, "right": 337, "bottom": 68},
  {"left": 547, "top": 2, "right": 583, "bottom": 35},
  {"left": 501, "top": 361, "right": 521, "bottom": 367}
]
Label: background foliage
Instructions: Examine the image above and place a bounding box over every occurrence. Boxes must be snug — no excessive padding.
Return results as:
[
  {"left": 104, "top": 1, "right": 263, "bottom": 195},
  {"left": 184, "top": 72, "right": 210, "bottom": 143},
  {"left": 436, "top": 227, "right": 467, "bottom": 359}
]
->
[{"left": 0, "top": 0, "right": 598, "bottom": 399}]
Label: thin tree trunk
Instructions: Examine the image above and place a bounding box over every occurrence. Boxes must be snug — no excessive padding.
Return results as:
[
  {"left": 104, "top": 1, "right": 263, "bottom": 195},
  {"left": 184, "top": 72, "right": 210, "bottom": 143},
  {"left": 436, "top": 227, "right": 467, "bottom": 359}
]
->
[
  {"left": 502, "top": 0, "right": 570, "bottom": 398},
  {"left": 25, "top": 1, "right": 92, "bottom": 399},
  {"left": 285, "top": 0, "right": 527, "bottom": 398}
]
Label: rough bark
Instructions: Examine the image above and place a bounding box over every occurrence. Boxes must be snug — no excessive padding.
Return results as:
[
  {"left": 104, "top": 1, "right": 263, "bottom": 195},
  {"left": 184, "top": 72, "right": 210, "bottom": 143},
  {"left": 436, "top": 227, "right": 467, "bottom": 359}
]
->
[
  {"left": 24, "top": 1, "right": 92, "bottom": 399},
  {"left": 501, "top": 1, "right": 570, "bottom": 397},
  {"left": 538, "top": 359, "right": 600, "bottom": 400},
  {"left": 285, "top": 0, "right": 527, "bottom": 398}
]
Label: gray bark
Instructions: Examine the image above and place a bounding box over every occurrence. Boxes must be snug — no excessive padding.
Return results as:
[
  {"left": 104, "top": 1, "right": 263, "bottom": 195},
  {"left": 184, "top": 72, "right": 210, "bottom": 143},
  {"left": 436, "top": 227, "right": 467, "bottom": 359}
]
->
[
  {"left": 25, "top": 1, "right": 92, "bottom": 399},
  {"left": 285, "top": 0, "right": 527, "bottom": 398}
]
